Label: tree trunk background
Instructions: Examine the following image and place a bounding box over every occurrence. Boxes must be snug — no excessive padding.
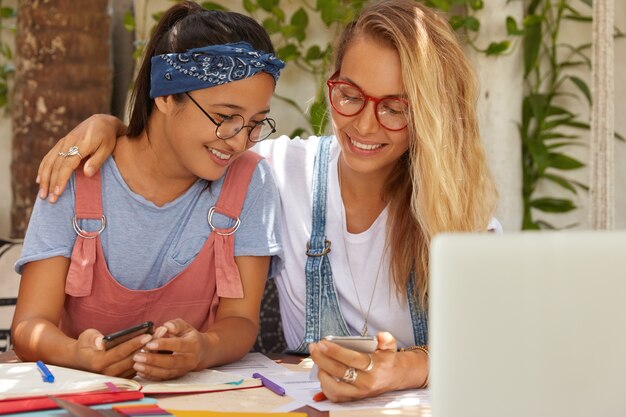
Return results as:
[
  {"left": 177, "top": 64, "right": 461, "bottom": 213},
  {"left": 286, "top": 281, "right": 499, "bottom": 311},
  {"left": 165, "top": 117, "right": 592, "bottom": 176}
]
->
[{"left": 10, "top": 0, "right": 112, "bottom": 238}]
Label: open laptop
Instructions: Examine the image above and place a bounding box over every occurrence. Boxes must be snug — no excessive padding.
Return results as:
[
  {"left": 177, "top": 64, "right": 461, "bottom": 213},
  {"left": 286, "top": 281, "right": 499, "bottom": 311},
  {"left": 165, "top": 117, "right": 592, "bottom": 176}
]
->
[{"left": 429, "top": 231, "right": 626, "bottom": 417}]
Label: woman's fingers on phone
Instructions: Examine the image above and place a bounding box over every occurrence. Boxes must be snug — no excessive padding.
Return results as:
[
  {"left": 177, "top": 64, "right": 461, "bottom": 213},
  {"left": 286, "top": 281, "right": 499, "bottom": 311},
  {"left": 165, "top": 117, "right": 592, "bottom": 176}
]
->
[
  {"left": 133, "top": 351, "right": 192, "bottom": 381},
  {"left": 107, "top": 333, "right": 153, "bottom": 358},
  {"left": 312, "top": 341, "right": 372, "bottom": 373},
  {"left": 101, "top": 354, "right": 138, "bottom": 377},
  {"left": 375, "top": 332, "right": 397, "bottom": 351},
  {"left": 153, "top": 325, "right": 168, "bottom": 339}
]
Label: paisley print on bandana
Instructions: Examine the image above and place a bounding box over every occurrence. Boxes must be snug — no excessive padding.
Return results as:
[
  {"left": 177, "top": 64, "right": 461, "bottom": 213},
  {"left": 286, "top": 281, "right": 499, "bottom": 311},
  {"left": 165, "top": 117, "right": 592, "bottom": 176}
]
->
[{"left": 150, "top": 41, "right": 285, "bottom": 98}]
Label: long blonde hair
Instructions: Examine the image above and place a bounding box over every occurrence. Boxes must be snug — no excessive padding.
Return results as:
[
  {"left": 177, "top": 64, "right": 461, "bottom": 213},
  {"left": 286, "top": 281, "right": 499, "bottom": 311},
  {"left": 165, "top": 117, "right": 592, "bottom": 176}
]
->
[{"left": 333, "top": 0, "right": 498, "bottom": 309}]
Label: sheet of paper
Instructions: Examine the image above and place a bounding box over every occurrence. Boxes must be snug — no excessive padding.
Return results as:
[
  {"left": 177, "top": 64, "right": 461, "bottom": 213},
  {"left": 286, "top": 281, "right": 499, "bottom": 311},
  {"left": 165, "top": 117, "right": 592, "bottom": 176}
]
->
[
  {"left": 157, "top": 387, "right": 296, "bottom": 412},
  {"left": 0, "top": 363, "right": 141, "bottom": 400},
  {"left": 330, "top": 405, "right": 430, "bottom": 417},
  {"left": 213, "top": 352, "right": 288, "bottom": 377},
  {"left": 138, "top": 369, "right": 261, "bottom": 394},
  {"left": 310, "top": 388, "right": 431, "bottom": 412}
]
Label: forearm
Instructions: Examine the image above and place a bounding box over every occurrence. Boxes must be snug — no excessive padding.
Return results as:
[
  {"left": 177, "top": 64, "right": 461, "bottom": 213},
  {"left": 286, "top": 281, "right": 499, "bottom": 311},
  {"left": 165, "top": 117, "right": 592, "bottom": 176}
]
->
[
  {"left": 12, "top": 318, "right": 80, "bottom": 368},
  {"left": 199, "top": 316, "right": 258, "bottom": 369}
]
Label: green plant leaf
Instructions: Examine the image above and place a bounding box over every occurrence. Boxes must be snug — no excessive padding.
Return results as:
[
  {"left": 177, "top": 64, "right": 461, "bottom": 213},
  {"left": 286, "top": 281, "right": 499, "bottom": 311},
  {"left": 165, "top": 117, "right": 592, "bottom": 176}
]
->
[
  {"left": 310, "top": 96, "right": 329, "bottom": 135},
  {"left": 506, "top": 16, "right": 524, "bottom": 36},
  {"left": 545, "top": 105, "right": 572, "bottom": 117},
  {"left": 152, "top": 11, "right": 164, "bottom": 22},
  {"left": 570, "top": 180, "right": 589, "bottom": 191},
  {"left": 123, "top": 11, "right": 135, "bottom": 32},
  {"left": 546, "top": 142, "right": 584, "bottom": 150},
  {"left": 465, "top": 16, "right": 480, "bottom": 31},
  {"left": 468, "top": 0, "right": 484, "bottom": 10},
  {"left": 548, "top": 153, "right": 585, "bottom": 170},
  {"left": 291, "top": 7, "right": 308, "bottom": 28},
  {"left": 243, "top": 0, "right": 258, "bottom": 13},
  {"left": 558, "top": 60, "right": 588, "bottom": 69},
  {"left": 262, "top": 17, "right": 281, "bottom": 34},
  {"left": 523, "top": 15, "right": 542, "bottom": 77},
  {"left": 289, "top": 128, "right": 306, "bottom": 138},
  {"left": 305, "top": 45, "right": 324, "bottom": 61},
  {"left": 258, "top": 0, "right": 279, "bottom": 12},
  {"left": 427, "top": 0, "right": 451, "bottom": 12},
  {"left": 200, "top": 2, "right": 227, "bottom": 10},
  {"left": 564, "top": 120, "right": 590, "bottom": 130},
  {"left": 543, "top": 173, "right": 577, "bottom": 194},
  {"left": 316, "top": 0, "right": 344, "bottom": 26},
  {"left": 485, "top": 41, "right": 510, "bottom": 55},
  {"left": 526, "top": 0, "right": 541, "bottom": 14},
  {"left": 277, "top": 44, "right": 300, "bottom": 61},
  {"left": 615, "top": 131, "right": 625, "bottom": 141},
  {"left": 530, "top": 198, "right": 577, "bottom": 213},
  {"left": 542, "top": 115, "right": 574, "bottom": 131},
  {"left": 0, "top": 7, "right": 15, "bottom": 18},
  {"left": 535, "top": 220, "right": 557, "bottom": 229},
  {"left": 568, "top": 76, "right": 592, "bottom": 105}
]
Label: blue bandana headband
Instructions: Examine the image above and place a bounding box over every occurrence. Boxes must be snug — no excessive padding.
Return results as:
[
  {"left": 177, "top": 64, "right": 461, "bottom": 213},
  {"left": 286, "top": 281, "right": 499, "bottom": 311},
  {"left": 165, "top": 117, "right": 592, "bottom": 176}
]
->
[{"left": 150, "top": 41, "right": 285, "bottom": 98}]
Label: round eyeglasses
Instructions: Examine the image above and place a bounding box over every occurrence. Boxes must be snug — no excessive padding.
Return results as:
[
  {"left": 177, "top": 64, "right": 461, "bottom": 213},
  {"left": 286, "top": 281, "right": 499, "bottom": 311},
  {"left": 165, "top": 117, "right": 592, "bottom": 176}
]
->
[
  {"left": 185, "top": 92, "right": 276, "bottom": 143},
  {"left": 326, "top": 72, "right": 409, "bottom": 131}
]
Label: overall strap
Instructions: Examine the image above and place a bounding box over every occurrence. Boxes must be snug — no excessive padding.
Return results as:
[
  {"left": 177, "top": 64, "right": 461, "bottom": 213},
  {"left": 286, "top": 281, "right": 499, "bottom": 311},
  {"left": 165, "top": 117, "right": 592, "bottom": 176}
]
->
[
  {"left": 75, "top": 167, "right": 103, "bottom": 219},
  {"left": 210, "top": 151, "right": 263, "bottom": 299},
  {"left": 214, "top": 151, "right": 263, "bottom": 219},
  {"left": 407, "top": 272, "right": 429, "bottom": 345},
  {"left": 293, "top": 136, "right": 350, "bottom": 354},
  {"left": 66, "top": 167, "right": 104, "bottom": 298}
]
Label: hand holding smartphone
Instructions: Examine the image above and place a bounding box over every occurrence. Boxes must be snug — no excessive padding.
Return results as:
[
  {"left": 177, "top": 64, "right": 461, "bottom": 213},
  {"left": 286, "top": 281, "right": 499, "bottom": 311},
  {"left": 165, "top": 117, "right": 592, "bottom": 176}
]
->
[
  {"left": 323, "top": 335, "right": 378, "bottom": 353},
  {"left": 102, "top": 321, "right": 154, "bottom": 350}
]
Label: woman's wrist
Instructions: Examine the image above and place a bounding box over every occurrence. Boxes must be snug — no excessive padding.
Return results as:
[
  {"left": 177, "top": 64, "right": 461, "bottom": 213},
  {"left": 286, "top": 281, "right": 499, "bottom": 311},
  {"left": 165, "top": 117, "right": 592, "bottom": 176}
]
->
[
  {"left": 397, "top": 345, "right": 430, "bottom": 389},
  {"left": 196, "top": 331, "right": 217, "bottom": 370}
]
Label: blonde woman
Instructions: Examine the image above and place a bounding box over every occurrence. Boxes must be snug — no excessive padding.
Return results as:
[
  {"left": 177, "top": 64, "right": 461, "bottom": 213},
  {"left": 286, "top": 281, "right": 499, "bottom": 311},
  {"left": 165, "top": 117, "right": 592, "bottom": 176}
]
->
[{"left": 36, "top": 0, "right": 499, "bottom": 401}]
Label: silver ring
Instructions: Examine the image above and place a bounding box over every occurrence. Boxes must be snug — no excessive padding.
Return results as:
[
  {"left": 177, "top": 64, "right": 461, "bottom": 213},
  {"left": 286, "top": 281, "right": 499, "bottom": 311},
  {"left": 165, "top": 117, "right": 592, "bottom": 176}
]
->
[
  {"left": 362, "top": 354, "right": 374, "bottom": 372},
  {"left": 341, "top": 367, "right": 358, "bottom": 384},
  {"left": 59, "top": 146, "right": 82, "bottom": 159}
]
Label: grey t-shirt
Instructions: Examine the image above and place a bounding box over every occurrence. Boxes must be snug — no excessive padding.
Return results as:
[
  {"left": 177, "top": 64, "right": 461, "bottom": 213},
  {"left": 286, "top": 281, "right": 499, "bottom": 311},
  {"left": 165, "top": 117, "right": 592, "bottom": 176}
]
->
[{"left": 16, "top": 156, "right": 282, "bottom": 290}]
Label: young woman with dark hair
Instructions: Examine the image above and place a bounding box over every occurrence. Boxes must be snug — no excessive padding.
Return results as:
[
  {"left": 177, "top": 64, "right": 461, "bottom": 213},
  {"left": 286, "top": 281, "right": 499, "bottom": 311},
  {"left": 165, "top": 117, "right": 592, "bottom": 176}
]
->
[{"left": 12, "top": 1, "right": 285, "bottom": 381}]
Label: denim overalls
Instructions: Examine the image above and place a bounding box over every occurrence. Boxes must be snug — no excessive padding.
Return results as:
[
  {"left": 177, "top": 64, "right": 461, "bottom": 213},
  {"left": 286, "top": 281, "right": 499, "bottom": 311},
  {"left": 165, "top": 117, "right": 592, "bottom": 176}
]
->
[{"left": 293, "top": 136, "right": 428, "bottom": 354}]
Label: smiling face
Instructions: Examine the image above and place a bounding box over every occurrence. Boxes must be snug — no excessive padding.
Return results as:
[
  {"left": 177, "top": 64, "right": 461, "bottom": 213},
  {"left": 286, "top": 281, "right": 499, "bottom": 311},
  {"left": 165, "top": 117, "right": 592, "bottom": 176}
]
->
[
  {"left": 330, "top": 35, "right": 409, "bottom": 180},
  {"left": 158, "top": 72, "right": 275, "bottom": 181}
]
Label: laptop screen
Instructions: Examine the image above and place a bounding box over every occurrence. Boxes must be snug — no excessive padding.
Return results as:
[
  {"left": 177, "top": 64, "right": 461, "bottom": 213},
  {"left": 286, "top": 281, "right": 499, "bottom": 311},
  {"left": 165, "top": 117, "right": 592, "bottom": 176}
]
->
[{"left": 429, "top": 231, "right": 626, "bottom": 417}]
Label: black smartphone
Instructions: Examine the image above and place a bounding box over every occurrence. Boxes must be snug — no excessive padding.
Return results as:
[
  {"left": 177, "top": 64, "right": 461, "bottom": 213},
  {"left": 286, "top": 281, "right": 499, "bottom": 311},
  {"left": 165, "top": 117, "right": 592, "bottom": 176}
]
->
[{"left": 102, "top": 321, "right": 154, "bottom": 350}]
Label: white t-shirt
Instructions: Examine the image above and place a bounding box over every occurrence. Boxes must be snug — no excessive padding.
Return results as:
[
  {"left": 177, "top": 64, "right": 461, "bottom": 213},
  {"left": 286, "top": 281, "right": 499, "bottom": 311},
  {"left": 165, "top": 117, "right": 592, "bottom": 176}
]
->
[{"left": 257, "top": 136, "right": 413, "bottom": 349}]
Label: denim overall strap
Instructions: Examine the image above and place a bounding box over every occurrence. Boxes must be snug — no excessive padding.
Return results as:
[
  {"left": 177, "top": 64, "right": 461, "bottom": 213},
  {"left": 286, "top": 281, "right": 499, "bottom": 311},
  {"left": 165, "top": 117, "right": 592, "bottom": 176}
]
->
[
  {"left": 407, "top": 272, "right": 429, "bottom": 345},
  {"left": 292, "top": 136, "right": 351, "bottom": 354}
]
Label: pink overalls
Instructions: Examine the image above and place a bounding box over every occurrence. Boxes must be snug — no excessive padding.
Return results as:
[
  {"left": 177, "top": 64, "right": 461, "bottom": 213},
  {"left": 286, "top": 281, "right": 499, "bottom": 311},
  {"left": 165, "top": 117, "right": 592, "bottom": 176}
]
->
[{"left": 58, "top": 151, "right": 263, "bottom": 338}]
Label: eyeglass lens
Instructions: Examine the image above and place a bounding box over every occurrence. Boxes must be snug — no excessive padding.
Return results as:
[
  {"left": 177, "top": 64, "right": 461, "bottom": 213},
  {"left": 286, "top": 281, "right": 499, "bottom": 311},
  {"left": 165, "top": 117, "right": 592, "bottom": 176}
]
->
[
  {"left": 216, "top": 115, "right": 276, "bottom": 143},
  {"left": 330, "top": 83, "right": 409, "bottom": 130}
]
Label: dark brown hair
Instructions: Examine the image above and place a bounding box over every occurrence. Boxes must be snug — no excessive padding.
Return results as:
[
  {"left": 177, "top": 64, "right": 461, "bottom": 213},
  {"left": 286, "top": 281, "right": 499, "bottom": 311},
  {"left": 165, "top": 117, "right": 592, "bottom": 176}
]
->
[{"left": 127, "top": 1, "right": 275, "bottom": 137}]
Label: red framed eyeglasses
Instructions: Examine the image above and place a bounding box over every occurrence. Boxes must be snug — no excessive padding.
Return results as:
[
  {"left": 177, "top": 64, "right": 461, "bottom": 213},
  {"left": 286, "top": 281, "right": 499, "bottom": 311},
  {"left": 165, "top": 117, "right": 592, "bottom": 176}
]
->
[{"left": 326, "top": 72, "right": 409, "bottom": 131}]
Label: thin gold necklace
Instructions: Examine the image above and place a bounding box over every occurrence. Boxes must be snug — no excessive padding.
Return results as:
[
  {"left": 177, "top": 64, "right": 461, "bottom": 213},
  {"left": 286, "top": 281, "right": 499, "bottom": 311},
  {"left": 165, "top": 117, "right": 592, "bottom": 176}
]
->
[{"left": 338, "top": 160, "right": 383, "bottom": 337}]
